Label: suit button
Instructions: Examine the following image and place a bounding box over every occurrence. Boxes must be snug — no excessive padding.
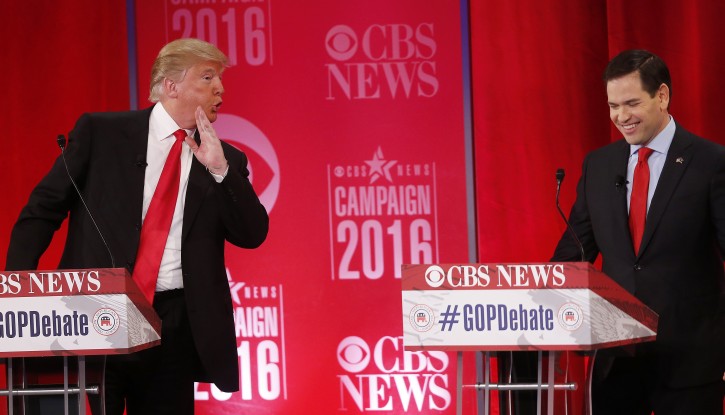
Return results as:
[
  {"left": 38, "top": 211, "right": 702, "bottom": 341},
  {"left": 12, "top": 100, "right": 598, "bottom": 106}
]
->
[
  {"left": 135, "top": 223, "right": 141, "bottom": 231},
  {"left": 633, "top": 264, "right": 643, "bottom": 271}
]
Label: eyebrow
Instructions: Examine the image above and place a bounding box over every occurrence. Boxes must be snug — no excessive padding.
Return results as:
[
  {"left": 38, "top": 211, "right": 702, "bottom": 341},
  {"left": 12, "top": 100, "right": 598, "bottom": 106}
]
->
[{"left": 609, "top": 98, "right": 641, "bottom": 106}]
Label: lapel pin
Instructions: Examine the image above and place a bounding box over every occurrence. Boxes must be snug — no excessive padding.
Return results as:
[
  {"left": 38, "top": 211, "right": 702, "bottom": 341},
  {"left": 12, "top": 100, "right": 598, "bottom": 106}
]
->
[{"left": 675, "top": 157, "right": 684, "bottom": 164}]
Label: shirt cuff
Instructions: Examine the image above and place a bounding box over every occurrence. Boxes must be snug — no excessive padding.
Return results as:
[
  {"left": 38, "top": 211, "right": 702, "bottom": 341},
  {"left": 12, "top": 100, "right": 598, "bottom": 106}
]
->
[{"left": 210, "top": 165, "right": 229, "bottom": 183}]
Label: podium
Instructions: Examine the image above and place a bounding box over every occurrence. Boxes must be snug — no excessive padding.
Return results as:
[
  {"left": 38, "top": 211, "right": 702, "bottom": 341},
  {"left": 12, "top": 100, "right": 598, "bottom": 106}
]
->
[
  {"left": 401, "top": 262, "right": 658, "bottom": 415},
  {"left": 0, "top": 268, "right": 162, "bottom": 415}
]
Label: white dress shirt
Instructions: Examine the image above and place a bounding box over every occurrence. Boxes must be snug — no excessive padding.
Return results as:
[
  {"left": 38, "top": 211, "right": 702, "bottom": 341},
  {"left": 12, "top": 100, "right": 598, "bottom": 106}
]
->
[
  {"left": 626, "top": 116, "right": 676, "bottom": 213},
  {"left": 143, "top": 103, "right": 195, "bottom": 291}
]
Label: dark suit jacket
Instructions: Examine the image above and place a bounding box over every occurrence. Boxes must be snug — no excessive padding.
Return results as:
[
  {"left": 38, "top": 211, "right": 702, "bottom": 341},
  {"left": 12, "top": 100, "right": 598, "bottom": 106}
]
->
[
  {"left": 6, "top": 106, "right": 269, "bottom": 392},
  {"left": 552, "top": 122, "right": 725, "bottom": 388}
]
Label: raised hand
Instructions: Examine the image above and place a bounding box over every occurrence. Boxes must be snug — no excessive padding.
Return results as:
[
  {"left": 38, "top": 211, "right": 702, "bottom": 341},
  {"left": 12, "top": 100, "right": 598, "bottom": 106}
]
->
[{"left": 185, "top": 106, "right": 228, "bottom": 175}]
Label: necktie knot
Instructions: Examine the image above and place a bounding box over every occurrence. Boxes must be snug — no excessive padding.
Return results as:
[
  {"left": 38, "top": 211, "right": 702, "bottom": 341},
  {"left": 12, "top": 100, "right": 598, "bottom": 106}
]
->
[
  {"left": 638, "top": 147, "right": 653, "bottom": 163},
  {"left": 173, "top": 129, "right": 187, "bottom": 142}
]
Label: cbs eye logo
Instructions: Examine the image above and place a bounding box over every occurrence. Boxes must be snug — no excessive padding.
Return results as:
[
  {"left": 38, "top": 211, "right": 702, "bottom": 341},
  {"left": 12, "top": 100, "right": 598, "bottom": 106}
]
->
[
  {"left": 337, "top": 336, "right": 370, "bottom": 373},
  {"left": 424, "top": 265, "right": 445, "bottom": 288},
  {"left": 215, "top": 114, "right": 280, "bottom": 214},
  {"left": 326, "top": 25, "right": 358, "bottom": 61}
]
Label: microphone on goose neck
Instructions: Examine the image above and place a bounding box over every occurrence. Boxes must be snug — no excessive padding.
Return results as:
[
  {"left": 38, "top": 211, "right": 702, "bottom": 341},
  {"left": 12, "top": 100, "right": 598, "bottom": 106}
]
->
[
  {"left": 555, "top": 168, "right": 585, "bottom": 262},
  {"left": 57, "top": 134, "right": 116, "bottom": 268}
]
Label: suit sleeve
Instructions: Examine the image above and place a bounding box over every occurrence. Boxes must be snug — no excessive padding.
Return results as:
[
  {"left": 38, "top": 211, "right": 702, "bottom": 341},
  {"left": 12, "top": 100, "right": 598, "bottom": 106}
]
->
[
  {"left": 213, "top": 145, "right": 269, "bottom": 249},
  {"left": 709, "top": 153, "right": 725, "bottom": 258},
  {"left": 6, "top": 114, "right": 93, "bottom": 270},
  {"left": 551, "top": 155, "right": 600, "bottom": 262}
]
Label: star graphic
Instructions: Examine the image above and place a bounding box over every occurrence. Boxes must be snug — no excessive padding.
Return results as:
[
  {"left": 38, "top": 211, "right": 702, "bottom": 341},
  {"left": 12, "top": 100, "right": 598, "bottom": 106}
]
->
[
  {"left": 364, "top": 147, "right": 397, "bottom": 184},
  {"left": 227, "top": 269, "right": 245, "bottom": 305}
]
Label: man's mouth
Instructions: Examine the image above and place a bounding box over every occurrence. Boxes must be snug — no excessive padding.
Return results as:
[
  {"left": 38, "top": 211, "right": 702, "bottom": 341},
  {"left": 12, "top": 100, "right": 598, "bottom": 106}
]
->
[{"left": 621, "top": 122, "right": 639, "bottom": 132}]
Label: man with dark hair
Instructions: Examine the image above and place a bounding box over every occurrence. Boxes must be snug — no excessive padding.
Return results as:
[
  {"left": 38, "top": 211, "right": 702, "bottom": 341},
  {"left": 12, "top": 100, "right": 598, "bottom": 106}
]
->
[
  {"left": 6, "top": 38, "right": 269, "bottom": 414},
  {"left": 552, "top": 49, "right": 724, "bottom": 414},
  {"left": 602, "top": 49, "right": 672, "bottom": 104}
]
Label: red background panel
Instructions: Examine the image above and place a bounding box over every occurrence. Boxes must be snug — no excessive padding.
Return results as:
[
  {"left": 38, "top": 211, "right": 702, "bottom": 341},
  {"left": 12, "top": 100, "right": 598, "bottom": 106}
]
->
[{"left": 2, "top": 0, "right": 724, "bottom": 413}]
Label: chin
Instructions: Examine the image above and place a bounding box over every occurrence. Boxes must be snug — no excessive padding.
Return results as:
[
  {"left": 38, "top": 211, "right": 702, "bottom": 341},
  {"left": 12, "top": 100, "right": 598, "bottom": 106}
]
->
[{"left": 621, "top": 132, "right": 645, "bottom": 145}]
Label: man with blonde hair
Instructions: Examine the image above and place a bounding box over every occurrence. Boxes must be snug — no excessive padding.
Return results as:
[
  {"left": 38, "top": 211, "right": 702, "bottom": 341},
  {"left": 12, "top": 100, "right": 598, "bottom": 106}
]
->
[{"left": 7, "top": 38, "right": 269, "bottom": 414}]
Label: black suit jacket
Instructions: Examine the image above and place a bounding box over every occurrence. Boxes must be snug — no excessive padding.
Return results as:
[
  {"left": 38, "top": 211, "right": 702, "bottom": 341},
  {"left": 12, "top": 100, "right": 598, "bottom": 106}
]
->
[
  {"left": 6, "top": 106, "right": 269, "bottom": 392},
  {"left": 553, "top": 122, "right": 725, "bottom": 387}
]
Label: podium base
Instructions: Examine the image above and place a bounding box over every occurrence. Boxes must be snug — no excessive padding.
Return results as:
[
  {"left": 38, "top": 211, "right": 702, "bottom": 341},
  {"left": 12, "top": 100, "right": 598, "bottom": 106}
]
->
[
  {"left": 22, "top": 395, "right": 80, "bottom": 415},
  {"left": 457, "top": 350, "right": 597, "bottom": 415},
  {"left": 2, "top": 357, "right": 104, "bottom": 415}
]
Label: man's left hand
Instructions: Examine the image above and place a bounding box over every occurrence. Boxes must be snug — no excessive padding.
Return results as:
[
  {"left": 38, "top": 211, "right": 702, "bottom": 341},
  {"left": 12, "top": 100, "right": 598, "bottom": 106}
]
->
[{"left": 185, "top": 106, "right": 228, "bottom": 175}]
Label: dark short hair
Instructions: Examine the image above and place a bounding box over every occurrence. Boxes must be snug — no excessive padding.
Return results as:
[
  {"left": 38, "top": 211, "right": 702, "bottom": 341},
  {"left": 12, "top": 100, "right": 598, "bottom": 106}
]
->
[{"left": 603, "top": 50, "right": 672, "bottom": 99}]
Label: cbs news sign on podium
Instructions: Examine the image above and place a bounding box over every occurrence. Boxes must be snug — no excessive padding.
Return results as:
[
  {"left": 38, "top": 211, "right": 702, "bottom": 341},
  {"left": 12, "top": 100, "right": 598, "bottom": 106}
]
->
[
  {"left": 0, "top": 268, "right": 160, "bottom": 357},
  {"left": 402, "top": 262, "right": 658, "bottom": 351}
]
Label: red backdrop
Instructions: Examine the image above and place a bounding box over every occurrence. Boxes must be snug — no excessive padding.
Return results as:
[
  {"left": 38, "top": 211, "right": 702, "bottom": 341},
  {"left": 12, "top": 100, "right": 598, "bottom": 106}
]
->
[
  {"left": 0, "top": 0, "right": 130, "bottom": 273},
  {"left": 133, "top": 1, "right": 471, "bottom": 413},
  {"left": 473, "top": 0, "right": 725, "bottom": 264},
  {"left": 2, "top": 0, "right": 724, "bottom": 414},
  {"left": 471, "top": 1, "right": 725, "bottom": 412}
]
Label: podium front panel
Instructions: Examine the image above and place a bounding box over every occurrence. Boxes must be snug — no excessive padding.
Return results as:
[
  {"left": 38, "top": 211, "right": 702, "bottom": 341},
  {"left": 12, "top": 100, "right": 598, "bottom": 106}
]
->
[
  {"left": 0, "top": 268, "right": 161, "bottom": 357},
  {"left": 401, "top": 263, "right": 658, "bottom": 351}
]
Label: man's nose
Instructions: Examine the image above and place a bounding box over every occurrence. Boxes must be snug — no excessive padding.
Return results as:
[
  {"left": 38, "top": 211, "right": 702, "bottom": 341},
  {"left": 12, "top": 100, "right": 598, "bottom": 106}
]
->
[{"left": 616, "top": 107, "right": 631, "bottom": 123}]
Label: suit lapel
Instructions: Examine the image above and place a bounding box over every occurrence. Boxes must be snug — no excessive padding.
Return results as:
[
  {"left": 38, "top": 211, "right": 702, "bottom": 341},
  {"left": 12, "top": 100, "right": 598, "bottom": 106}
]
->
[
  {"left": 127, "top": 109, "right": 153, "bottom": 223},
  {"left": 119, "top": 108, "right": 153, "bottom": 262},
  {"left": 638, "top": 126, "right": 694, "bottom": 256},
  {"left": 610, "top": 140, "right": 634, "bottom": 256},
  {"left": 182, "top": 131, "right": 212, "bottom": 243}
]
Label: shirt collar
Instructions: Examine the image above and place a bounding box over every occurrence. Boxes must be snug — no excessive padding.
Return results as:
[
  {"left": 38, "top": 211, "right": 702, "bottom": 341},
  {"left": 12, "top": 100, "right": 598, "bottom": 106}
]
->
[
  {"left": 149, "top": 103, "right": 196, "bottom": 141},
  {"left": 630, "top": 115, "right": 675, "bottom": 157}
]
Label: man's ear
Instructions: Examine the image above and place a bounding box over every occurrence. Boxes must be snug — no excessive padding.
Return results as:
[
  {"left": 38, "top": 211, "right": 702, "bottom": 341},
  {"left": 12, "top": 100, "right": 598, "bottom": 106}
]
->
[
  {"left": 657, "top": 83, "right": 670, "bottom": 110},
  {"left": 163, "top": 78, "right": 178, "bottom": 98}
]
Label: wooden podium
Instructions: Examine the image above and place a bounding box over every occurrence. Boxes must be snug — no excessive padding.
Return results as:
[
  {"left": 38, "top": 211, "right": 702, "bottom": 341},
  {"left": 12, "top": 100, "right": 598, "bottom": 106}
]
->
[
  {"left": 0, "top": 268, "right": 161, "bottom": 415},
  {"left": 401, "top": 262, "right": 659, "bottom": 415}
]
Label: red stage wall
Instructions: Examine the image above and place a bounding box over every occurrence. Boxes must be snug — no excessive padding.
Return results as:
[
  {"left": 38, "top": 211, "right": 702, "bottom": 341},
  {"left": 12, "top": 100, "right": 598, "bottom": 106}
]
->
[
  {"left": 0, "top": 0, "right": 130, "bottom": 272},
  {"left": 2, "top": 0, "right": 724, "bottom": 414},
  {"left": 133, "top": 1, "right": 471, "bottom": 413},
  {"left": 471, "top": 1, "right": 725, "bottom": 413},
  {"left": 473, "top": 0, "right": 725, "bottom": 264},
  {"left": 0, "top": 1, "right": 129, "bottom": 412}
]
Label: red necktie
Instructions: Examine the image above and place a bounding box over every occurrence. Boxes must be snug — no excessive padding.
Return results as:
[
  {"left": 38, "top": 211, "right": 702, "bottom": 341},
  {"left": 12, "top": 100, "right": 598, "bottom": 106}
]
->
[
  {"left": 133, "top": 129, "right": 186, "bottom": 303},
  {"left": 629, "top": 147, "right": 654, "bottom": 254}
]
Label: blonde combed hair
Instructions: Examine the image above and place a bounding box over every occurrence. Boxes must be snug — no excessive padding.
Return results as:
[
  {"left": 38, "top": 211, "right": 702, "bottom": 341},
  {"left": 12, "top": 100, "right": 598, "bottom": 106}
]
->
[{"left": 149, "top": 38, "right": 228, "bottom": 103}]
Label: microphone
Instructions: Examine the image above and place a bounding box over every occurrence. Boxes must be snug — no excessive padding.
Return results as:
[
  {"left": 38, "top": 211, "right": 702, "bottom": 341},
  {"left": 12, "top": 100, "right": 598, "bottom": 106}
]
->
[
  {"left": 136, "top": 155, "right": 147, "bottom": 167},
  {"left": 57, "top": 135, "right": 66, "bottom": 149},
  {"left": 614, "top": 175, "right": 627, "bottom": 190},
  {"left": 57, "top": 134, "right": 116, "bottom": 268},
  {"left": 555, "top": 168, "right": 586, "bottom": 262}
]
